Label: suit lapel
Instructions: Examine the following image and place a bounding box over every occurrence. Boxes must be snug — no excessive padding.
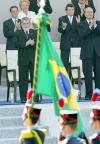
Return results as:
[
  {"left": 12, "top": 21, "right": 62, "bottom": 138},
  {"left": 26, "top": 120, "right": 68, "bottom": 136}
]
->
[
  {"left": 21, "top": 29, "right": 28, "bottom": 40},
  {"left": 84, "top": 20, "right": 90, "bottom": 27},
  {"left": 10, "top": 18, "right": 15, "bottom": 29},
  {"left": 72, "top": 16, "right": 75, "bottom": 25},
  {"left": 66, "top": 15, "right": 71, "bottom": 25}
]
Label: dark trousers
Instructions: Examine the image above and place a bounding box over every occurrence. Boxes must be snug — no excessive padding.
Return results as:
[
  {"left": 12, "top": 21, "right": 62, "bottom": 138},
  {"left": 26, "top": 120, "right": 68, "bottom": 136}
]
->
[
  {"left": 61, "top": 49, "right": 70, "bottom": 71},
  {"left": 60, "top": 49, "right": 73, "bottom": 80},
  {"left": 82, "top": 52, "right": 100, "bottom": 97},
  {"left": 19, "top": 63, "right": 34, "bottom": 101}
]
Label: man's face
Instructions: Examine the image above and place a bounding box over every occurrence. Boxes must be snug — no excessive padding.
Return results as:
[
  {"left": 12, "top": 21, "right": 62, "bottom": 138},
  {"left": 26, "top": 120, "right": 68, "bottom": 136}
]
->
[
  {"left": 20, "top": 2, "right": 29, "bottom": 12},
  {"left": 78, "top": 0, "right": 87, "bottom": 5},
  {"left": 21, "top": 20, "right": 31, "bottom": 29},
  {"left": 66, "top": 7, "right": 74, "bottom": 16},
  {"left": 11, "top": 8, "right": 18, "bottom": 18},
  {"left": 85, "top": 7, "right": 94, "bottom": 20}
]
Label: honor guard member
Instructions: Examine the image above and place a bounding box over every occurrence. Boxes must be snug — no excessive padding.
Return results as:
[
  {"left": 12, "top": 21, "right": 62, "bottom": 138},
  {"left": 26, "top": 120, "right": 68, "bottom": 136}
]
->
[
  {"left": 89, "top": 106, "right": 100, "bottom": 144},
  {"left": 58, "top": 110, "right": 86, "bottom": 144},
  {"left": 19, "top": 107, "right": 46, "bottom": 144}
]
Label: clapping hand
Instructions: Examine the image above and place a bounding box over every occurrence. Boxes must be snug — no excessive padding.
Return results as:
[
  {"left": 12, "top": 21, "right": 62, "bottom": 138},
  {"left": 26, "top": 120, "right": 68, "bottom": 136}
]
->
[
  {"left": 62, "top": 21, "right": 67, "bottom": 30},
  {"left": 14, "top": 22, "right": 21, "bottom": 32},
  {"left": 16, "top": 22, "right": 21, "bottom": 30},
  {"left": 76, "top": 15, "right": 80, "bottom": 23},
  {"left": 26, "top": 39, "right": 34, "bottom": 46},
  {"left": 92, "top": 18, "right": 97, "bottom": 27}
]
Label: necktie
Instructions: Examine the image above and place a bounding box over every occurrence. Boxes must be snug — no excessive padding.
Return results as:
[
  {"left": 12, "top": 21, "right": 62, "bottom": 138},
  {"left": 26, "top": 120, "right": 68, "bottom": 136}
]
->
[
  {"left": 89, "top": 21, "right": 91, "bottom": 26},
  {"left": 25, "top": 30, "right": 29, "bottom": 38}
]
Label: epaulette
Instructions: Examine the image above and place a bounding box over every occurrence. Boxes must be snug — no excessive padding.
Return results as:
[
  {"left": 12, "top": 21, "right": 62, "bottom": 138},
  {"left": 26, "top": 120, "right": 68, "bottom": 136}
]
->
[
  {"left": 19, "top": 128, "right": 46, "bottom": 144},
  {"left": 19, "top": 129, "right": 33, "bottom": 143}
]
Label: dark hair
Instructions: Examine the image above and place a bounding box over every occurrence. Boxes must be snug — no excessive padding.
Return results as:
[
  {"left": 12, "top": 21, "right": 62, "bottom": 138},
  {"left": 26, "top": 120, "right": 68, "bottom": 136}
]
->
[
  {"left": 65, "top": 3, "right": 74, "bottom": 11},
  {"left": 10, "top": 6, "right": 18, "bottom": 12}
]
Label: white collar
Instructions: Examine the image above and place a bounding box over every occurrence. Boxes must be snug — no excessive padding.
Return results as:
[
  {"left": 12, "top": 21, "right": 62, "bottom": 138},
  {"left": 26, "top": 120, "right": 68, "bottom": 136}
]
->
[
  {"left": 68, "top": 16, "right": 73, "bottom": 19},
  {"left": 24, "top": 29, "right": 29, "bottom": 34},
  {"left": 12, "top": 17, "right": 18, "bottom": 24},
  {"left": 86, "top": 19, "right": 92, "bottom": 24}
]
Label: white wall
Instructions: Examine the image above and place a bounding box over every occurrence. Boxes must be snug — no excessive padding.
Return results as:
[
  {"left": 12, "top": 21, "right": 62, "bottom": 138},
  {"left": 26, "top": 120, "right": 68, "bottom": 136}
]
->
[{"left": 0, "top": 0, "right": 100, "bottom": 43}]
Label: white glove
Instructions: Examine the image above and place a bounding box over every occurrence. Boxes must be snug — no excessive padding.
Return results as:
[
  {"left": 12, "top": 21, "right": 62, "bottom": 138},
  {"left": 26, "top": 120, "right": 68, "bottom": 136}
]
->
[
  {"left": 39, "top": 0, "right": 45, "bottom": 8},
  {"left": 39, "top": 8, "right": 45, "bottom": 14}
]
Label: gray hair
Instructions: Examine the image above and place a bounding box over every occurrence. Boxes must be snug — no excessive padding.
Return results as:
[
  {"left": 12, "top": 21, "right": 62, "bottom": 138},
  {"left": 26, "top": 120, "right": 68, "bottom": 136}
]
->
[{"left": 21, "top": 17, "right": 31, "bottom": 24}]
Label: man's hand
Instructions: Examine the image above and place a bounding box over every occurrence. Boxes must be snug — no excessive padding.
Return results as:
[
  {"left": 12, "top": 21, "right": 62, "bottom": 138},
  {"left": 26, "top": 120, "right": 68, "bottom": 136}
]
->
[
  {"left": 92, "top": 18, "right": 97, "bottom": 28},
  {"left": 30, "top": 39, "right": 35, "bottom": 46},
  {"left": 16, "top": 22, "right": 21, "bottom": 30},
  {"left": 14, "top": 22, "right": 21, "bottom": 32},
  {"left": 26, "top": 39, "right": 34, "bottom": 46},
  {"left": 76, "top": 15, "right": 80, "bottom": 23},
  {"left": 62, "top": 21, "right": 67, "bottom": 30},
  {"left": 80, "top": 5, "right": 85, "bottom": 16}
]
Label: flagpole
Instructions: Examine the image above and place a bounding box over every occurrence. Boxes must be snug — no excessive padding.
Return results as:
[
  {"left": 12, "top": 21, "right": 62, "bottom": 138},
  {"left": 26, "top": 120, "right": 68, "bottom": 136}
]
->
[{"left": 32, "top": 0, "right": 46, "bottom": 105}]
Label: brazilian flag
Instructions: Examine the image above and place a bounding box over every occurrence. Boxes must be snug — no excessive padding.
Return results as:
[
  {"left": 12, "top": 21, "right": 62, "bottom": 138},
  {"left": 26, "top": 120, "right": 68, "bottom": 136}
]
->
[{"left": 33, "top": 13, "right": 84, "bottom": 135}]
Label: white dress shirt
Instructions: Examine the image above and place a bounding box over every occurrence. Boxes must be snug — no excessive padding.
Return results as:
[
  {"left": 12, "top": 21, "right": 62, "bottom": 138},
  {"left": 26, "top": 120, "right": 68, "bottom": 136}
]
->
[
  {"left": 68, "top": 16, "right": 73, "bottom": 24},
  {"left": 12, "top": 18, "right": 18, "bottom": 25}
]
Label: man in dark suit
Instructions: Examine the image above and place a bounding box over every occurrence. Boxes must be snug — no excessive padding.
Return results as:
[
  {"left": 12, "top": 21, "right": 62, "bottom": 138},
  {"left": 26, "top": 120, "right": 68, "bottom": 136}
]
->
[
  {"left": 3, "top": 6, "right": 20, "bottom": 50},
  {"left": 29, "top": 0, "right": 52, "bottom": 14},
  {"left": 58, "top": 3, "right": 80, "bottom": 72},
  {"left": 78, "top": 6, "right": 100, "bottom": 100},
  {"left": 72, "top": 0, "right": 96, "bottom": 21},
  {"left": 15, "top": 17, "right": 37, "bottom": 103}
]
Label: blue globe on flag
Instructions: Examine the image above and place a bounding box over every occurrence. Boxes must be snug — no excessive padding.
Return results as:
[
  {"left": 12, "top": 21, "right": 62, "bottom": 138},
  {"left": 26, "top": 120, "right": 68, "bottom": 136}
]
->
[{"left": 56, "top": 72, "right": 71, "bottom": 98}]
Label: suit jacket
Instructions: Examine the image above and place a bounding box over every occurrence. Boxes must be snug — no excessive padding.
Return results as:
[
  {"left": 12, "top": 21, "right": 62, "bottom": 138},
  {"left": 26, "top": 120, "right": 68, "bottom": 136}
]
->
[
  {"left": 72, "top": 0, "right": 96, "bottom": 13},
  {"left": 78, "top": 20, "right": 100, "bottom": 59},
  {"left": 73, "top": 0, "right": 96, "bottom": 21},
  {"left": 3, "top": 18, "right": 20, "bottom": 50},
  {"left": 74, "top": 4, "right": 88, "bottom": 21},
  {"left": 58, "top": 15, "right": 80, "bottom": 50},
  {"left": 15, "top": 29, "right": 37, "bottom": 66},
  {"left": 29, "top": 0, "right": 52, "bottom": 14}
]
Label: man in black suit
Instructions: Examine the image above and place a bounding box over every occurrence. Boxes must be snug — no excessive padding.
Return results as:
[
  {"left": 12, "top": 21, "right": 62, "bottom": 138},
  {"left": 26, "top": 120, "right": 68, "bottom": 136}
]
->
[
  {"left": 29, "top": 0, "right": 52, "bottom": 14},
  {"left": 78, "top": 6, "right": 100, "bottom": 100},
  {"left": 3, "top": 6, "right": 20, "bottom": 50},
  {"left": 58, "top": 3, "right": 80, "bottom": 72},
  {"left": 72, "top": 0, "right": 96, "bottom": 21},
  {"left": 15, "top": 17, "right": 37, "bottom": 103}
]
